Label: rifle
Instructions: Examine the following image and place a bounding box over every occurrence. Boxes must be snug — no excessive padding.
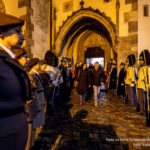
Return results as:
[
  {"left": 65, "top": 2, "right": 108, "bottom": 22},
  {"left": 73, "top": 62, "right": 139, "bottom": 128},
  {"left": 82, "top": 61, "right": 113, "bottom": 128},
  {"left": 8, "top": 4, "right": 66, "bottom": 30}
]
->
[
  {"left": 146, "top": 66, "right": 150, "bottom": 126},
  {"left": 136, "top": 66, "right": 140, "bottom": 112},
  {"left": 143, "top": 52, "right": 150, "bottom": 126},
  {"left": 52, "top": 65, "right": 63, "bottom": 105}
]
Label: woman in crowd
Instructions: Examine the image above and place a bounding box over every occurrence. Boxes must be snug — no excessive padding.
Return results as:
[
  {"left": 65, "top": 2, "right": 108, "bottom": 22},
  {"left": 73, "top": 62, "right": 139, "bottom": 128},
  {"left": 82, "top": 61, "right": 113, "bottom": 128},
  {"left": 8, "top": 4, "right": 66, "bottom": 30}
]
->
[
  {"left": 0, "top": 13, "right": 31, "bottom": 150},
  {"left": 117, "top": 62, "right": 126, "bottom": 100},
  {"left": 90, "top": 62, "right": 104, "bottom": 107},
  {"left": 27, "top": 58, "right": 45, "bottom": 144},
  {"left": 76, "top": 63, "right": 90, "bottom": 106},
  {"left": 45, "top": 51, "right": 63, "bottom": 105},
  {"left": 40, "top": 60, "right": 51, "bottom": 113}
]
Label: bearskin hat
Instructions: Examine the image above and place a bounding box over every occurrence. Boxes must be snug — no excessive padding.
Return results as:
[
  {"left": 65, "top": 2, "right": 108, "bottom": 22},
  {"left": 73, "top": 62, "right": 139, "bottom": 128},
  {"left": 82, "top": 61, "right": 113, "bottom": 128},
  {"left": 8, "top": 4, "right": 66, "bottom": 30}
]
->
[
  {"left": 27, "top": 58, "right": 39, "bottom": 69},
  {"left": 44, "top": 51, "right": 58, "bottom": 67},
  {"left": 139, "top": 50, "right": 150, "bottom": 65},
  {"left": 126, "top": 54, "right": 136, "bottom": 66}
]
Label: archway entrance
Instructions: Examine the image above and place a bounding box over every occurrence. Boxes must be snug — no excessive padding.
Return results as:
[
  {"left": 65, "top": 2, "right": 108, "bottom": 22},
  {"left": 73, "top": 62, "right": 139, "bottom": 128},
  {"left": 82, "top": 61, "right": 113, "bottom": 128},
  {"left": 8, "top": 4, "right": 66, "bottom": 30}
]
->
[{"left": 55, "top": 8, "right": 117, "bottom": 67}]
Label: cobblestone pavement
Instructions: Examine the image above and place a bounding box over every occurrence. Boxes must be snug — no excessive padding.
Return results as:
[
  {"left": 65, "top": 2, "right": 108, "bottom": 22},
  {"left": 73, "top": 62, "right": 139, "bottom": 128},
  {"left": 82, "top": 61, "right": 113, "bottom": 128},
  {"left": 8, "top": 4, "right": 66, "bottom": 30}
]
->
[{"left": 32, "top": 90, "right": 150, "bottom": 150}]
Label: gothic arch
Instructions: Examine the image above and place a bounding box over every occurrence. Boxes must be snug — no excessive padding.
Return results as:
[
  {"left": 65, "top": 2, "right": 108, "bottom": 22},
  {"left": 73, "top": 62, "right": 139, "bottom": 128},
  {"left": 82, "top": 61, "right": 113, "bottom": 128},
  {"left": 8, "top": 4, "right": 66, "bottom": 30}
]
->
[{"left": 55, "top": 8, "right": 117, "bottom": 56}]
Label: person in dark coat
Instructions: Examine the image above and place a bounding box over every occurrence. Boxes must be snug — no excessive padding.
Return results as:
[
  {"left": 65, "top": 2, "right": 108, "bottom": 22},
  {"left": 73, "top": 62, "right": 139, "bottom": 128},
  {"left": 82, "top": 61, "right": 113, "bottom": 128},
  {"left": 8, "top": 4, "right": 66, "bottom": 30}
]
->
[
  {"left": 0, "top": 13, "right": 31, "bottom": 150},
  {"left": 109, "top": 61, "right": 117, "bottom": 95},
  {"left": 87, "top": 63, "right": 93, "bottom": 100},
  {"left": 76, "top": 63, "right": 90, "bottom": 106},
  {"left": 59, "top": 60, "right": 68, "bottom": 102},
  {"left": 117, "top": 62, "right": 126, "bottom": 99},
  {"left": 90, "top": 62, "right": 105, "bottom": 107}
]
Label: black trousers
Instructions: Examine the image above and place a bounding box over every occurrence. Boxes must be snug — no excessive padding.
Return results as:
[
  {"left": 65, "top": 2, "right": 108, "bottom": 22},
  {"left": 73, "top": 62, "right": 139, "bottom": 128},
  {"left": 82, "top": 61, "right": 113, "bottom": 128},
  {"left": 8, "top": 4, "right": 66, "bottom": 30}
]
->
[{"left": 0, "top": 114, "right": 28, "bottom": 150}]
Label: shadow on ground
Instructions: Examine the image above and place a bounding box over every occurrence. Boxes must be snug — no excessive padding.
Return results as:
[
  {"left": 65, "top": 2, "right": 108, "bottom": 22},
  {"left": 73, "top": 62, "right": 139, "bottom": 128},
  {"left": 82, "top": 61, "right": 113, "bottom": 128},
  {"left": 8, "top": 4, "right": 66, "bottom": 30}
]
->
[{"left": 31, "top": 103, "right": 129, "bottom": 150}]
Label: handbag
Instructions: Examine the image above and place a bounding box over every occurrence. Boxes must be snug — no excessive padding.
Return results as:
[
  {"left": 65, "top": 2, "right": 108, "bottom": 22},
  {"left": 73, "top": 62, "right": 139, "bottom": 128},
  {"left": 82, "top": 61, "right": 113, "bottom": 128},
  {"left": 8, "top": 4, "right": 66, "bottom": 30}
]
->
[
  {"left": 74, "top": 70, "right": 80, "bottom": 88},
  {"left": 74, "top": 80, "right": 78, "bottom": 88}
]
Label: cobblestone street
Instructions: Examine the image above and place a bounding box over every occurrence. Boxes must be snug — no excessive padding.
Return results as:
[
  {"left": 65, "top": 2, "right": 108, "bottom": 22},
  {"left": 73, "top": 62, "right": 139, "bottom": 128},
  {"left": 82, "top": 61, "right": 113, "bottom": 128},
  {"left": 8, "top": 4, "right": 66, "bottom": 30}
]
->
[{"left": 32, "top": 90, "right": 150, "bottom": 150}]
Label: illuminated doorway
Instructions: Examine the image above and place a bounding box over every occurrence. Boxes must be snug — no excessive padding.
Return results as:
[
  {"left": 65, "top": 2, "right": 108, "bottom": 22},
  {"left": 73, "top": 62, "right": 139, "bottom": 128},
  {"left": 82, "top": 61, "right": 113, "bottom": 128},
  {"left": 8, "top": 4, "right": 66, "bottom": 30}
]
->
[
  {"left": 86, "top": 57, "right": 104, "bottom": 67},
  {"left": 85, "top": 47, "right": 105, "bottom": 67}
]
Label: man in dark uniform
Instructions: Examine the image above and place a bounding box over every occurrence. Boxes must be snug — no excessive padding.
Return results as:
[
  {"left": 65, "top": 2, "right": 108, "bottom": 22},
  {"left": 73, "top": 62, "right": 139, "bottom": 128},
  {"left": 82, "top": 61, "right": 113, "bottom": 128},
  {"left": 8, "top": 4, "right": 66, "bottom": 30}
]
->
[{"left": 0, "top": 13, "right": 31, "bottom": 150}]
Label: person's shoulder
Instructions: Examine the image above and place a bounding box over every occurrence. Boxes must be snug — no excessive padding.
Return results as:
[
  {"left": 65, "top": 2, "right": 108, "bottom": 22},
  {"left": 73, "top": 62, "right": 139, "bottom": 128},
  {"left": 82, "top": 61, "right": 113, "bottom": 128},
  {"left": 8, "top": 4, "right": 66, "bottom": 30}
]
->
[{"left": 46, "top": 65, "right": 55, "bottom": 71}]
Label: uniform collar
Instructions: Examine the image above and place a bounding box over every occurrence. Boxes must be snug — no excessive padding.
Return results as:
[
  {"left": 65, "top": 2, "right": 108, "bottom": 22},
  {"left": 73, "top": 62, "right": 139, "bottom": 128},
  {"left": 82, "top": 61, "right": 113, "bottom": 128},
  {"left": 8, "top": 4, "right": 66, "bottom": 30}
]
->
[
  {"left": 31, "top": 69, "right": 39, "bottom": 75},
  {"left": 0, "top": 43, "right": 16, "bottom": 59}
]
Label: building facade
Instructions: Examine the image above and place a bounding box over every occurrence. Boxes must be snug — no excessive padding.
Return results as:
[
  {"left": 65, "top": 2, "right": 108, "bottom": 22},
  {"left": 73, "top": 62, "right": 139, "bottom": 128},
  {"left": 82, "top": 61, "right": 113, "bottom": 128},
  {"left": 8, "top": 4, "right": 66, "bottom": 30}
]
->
[{"left": 0, "top": 0, "right": 150, "bottom": 68}]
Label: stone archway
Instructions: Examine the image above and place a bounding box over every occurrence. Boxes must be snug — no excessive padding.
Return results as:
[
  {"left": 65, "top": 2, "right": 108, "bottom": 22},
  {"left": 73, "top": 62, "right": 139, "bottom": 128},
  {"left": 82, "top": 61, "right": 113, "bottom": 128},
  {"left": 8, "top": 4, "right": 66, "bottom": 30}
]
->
[{"left": 55, "top": 8, "right": 117, "bottom": 57}]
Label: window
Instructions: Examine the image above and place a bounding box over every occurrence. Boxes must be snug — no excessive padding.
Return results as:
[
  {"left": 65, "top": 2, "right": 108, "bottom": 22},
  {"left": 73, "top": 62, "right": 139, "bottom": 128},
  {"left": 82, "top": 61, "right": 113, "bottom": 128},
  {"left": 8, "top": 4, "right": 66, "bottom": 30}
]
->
[{"left": 144, "top": 5, "right": 149, "bottom": 17}]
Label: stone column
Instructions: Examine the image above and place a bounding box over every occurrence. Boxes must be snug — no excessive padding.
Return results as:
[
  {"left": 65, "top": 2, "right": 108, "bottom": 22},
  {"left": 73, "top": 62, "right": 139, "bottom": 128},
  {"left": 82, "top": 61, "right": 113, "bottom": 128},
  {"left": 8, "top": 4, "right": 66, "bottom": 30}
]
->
[
  {"left": 26, "top": 0, "right": 33, "bottom": 58},
  {"left": 50, "top": 0, "right": 53, "bottom": 52},
  {"left": 116, "top": 0, "right": 120, "bottom": 71},
  {"left": 52, "top": 8, "right": 57, "bottom": 52}
]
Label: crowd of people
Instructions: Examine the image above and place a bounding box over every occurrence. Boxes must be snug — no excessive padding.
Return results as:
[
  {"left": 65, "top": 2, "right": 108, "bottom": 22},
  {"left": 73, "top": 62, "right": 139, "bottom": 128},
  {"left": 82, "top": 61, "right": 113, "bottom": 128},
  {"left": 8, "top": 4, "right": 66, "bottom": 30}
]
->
[
  {"left": 0, "top": 13, "right": 75, "bottom": 150},
  {"left": 0, "top": 12, "right": 150, "bottom": 150}
]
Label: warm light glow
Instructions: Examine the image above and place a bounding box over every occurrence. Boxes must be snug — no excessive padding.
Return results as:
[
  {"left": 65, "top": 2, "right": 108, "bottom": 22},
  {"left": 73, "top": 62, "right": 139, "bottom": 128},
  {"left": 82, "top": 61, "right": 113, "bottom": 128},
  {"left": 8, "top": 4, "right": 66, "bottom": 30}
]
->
[{"left": 86, "top": 57, "right": 104, "bottom": 67}]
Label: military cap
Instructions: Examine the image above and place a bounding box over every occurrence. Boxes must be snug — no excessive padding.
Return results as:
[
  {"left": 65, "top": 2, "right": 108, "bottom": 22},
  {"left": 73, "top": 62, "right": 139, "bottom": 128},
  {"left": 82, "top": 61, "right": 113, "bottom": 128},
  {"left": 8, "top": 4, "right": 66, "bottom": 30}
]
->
[
  {"left": 126, "top": 54, "right": 136, "bottom": 66},
  {"left": 12, "top": 48, "right": 27, "bottom": 59},
  {"left": 0, "top": 13, "right": 24, "bottom": 30},
  {"left": 139, "top": 50, "right": 150, "bottom": 65},
  {"left": 44, "top": 50, "right": 57, "bottom": 66},
  {"left": 27, "top": 58, "right": 39, "bottom": 69}
]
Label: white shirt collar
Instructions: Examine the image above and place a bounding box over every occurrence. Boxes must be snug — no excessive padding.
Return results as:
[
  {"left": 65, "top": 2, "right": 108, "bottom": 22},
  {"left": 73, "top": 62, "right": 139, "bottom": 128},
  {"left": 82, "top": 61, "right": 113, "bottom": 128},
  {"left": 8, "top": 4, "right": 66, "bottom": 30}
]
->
[
  {"left": 31, "top": 69, "right": 39, "bottom": 75},
  {"left": 0, "top": 43, "right": 16, "bottom": 59}
]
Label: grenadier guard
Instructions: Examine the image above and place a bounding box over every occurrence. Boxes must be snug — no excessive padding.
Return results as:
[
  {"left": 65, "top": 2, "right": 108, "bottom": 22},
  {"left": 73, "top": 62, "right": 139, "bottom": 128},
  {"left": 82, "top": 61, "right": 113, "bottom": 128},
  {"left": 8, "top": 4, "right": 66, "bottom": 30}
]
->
[
  {"left": 137, "top": 50, "right": 150, "bottom": 117},
  {"left": 0, "top": 13, "right": 31, "bottom": 150},
  {"left": 125, "top": 54, "right": 137, "bottom": 107}
]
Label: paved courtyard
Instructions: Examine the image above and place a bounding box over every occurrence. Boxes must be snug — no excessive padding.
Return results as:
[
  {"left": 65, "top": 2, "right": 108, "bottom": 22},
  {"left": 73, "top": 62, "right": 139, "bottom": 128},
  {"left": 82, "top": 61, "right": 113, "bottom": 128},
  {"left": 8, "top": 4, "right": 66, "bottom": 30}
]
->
[{"left": 32, "top": 90, "right": 150, "bottom": 150}]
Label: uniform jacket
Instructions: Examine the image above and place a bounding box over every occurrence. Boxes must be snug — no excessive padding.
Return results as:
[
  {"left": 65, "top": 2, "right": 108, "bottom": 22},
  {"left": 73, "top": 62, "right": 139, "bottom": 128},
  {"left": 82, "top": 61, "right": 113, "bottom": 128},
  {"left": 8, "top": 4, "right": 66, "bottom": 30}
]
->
[
  {"left": 125, "top": 66, "right": 137, "bottom": 87},
  {"left": 0, "top": 49, "right": 31, "bottom": 137},
  {"left": 137, "top": 65, "right": 150, "bottom": 91},
  {"left": 0, "top": 50, "right": 31, "bottom": 111}
]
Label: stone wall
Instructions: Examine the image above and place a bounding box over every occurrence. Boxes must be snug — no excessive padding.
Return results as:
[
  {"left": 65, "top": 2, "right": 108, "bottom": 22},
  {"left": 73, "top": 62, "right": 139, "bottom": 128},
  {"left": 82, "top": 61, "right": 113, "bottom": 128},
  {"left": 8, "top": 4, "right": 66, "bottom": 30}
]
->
[
  {"left": 138, "top": 0, "right": 150, "bottom": 56},
  {"left": 30, "top": 0, "right": 49, "bottom": 59},
  {"left": 118, "top": 0, "right": 138, "bottom": 67}
]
